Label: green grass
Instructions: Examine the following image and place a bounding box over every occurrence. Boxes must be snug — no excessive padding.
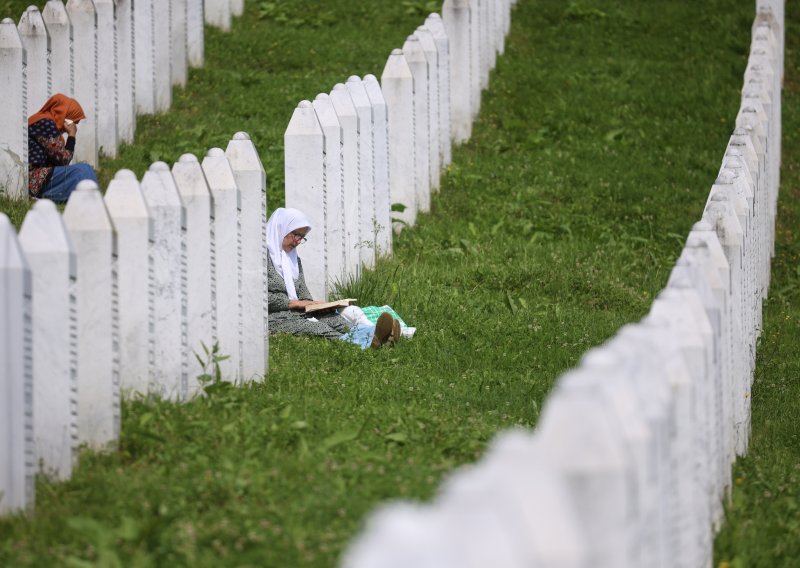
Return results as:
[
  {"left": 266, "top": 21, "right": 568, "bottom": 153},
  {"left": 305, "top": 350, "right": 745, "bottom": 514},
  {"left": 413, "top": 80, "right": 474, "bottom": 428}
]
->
[{"left": 0, "top": 0, "right": 795, "bottom": 566}]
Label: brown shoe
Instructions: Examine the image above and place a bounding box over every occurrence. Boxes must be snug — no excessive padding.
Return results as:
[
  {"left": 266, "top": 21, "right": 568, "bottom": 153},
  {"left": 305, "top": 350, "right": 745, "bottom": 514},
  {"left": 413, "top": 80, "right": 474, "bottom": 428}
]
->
[{"left": 371, "top": 312, "right": 394, "bottom": 349}]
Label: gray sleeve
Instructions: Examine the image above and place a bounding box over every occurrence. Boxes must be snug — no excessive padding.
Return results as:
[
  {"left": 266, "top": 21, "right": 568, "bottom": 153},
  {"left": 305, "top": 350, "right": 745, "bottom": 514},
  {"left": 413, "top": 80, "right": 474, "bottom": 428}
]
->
[
  {"left": 295, "top": 258, "right": 314, "bottom": 301},
  {"left": 267, "top": 256, "right": 290, "bottom": 313}
]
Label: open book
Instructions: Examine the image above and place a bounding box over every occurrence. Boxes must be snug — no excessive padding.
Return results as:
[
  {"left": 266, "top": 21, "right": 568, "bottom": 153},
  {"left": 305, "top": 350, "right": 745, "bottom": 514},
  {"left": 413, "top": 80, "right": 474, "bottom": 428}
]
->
[{"left": 305, "top": 298, "right": 357, "bottom": 314}]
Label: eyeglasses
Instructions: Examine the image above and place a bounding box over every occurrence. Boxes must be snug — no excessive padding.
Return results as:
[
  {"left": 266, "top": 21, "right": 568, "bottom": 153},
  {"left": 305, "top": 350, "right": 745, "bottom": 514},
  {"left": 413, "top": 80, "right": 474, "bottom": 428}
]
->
[{"left": 289, "top": 231, "right": 308, "bottom": 244}]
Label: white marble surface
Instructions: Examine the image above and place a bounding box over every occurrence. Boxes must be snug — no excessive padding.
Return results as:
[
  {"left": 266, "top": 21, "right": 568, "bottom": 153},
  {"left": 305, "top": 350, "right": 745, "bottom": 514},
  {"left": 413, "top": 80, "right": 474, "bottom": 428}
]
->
[
  {"left": 202, "top": 148, "right": 242, "bottom": 382},
  {"left": 95, "top": 0, "right": 118, "bottom": 158},
  {"left": 424, "top": 14, "right": 453, "bottom": 166},
  {"left": 42, "top": 1, "right": 73, "bottom": 97},
  {"left": 17, "top": 7, "right": 49, "bottom": 117},
  {"left": 313, "top": 94, "right": 346, "bottom": 290},
  {"left": 141, "top": 163, "right": 187, "bottom": 400},
  {"left": 104, "top": 169, "right": 154, "bottom": 396},
  {"left": 0, "top": 18, "right": 27, "bottom": 199},
  {"left": 363, "top": 75, "right": 392, "bottom": 258},
  {"left": 63, "top": 182, "right": 120, "bottom": 449},
  {"left": 285, "top": 101, "right": 327, "bottom": 302},
  {"left": 172, "top": 0, "right": 188, "bottom": 87},
  {"left": 443, "top": 0, "right": 474, "bottom": 143},
  {"left": 226, "top": 132, "right": 268, "bottom": 381},
  {"left": 19, "top": 200, "right": 78, "bottom": 481},
  {"left": 205, "top": 0, "right": 231, "bottom": 32},
  {"left": 173, "top": 154, "right": 215, "bottom": 393},
  {"left": 381, "top": 49, "right": 417, "bottom": 231},
  {"left": 134, "top": 0, "right": 156, "bottom": 114},
  {"left": 346, "top": 77, "right": 377, "bottom": 270},
  {"left": 330, "top": 83, "right": 361, "bottom": 279},
  {"left": 66, "top": 0, "right": 99, "bottom": 167},
  {"left": 0, "top": 214, "right": 35, "bottom": 514},
  {"left": 153, "top": 1, "right": 172, "bottom": 112},
  {"left": 187, "top": 0, "right": 205, "bottom": 67},
  {"left": 115, "top": 0, "right": 136, "bottom": 143},
  {"left": 401, "top": 35, "right": 432, "bottom": 214},
  {"left": 415, "top": 26, "right": 442, "bottom": 192}
]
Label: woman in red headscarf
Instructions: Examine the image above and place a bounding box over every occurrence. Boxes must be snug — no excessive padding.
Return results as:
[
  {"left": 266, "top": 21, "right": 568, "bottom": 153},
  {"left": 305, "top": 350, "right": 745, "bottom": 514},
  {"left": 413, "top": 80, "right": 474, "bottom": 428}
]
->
[{"left": 27, "top": 93, "right": 98, "bottom": 203}]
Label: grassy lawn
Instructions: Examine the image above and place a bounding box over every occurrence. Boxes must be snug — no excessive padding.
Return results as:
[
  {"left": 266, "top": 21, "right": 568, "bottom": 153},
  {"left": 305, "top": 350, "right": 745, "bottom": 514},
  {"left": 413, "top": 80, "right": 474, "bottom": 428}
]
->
[{"left": 1, "top": 0, "right": 795, "bottom": 566}]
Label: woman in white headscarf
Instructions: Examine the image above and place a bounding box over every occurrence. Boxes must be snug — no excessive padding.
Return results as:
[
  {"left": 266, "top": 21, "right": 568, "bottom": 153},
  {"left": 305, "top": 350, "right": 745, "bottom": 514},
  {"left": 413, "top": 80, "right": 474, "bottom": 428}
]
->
[{"left": 266, "top": 207, "right": 397, "bottom": 348}]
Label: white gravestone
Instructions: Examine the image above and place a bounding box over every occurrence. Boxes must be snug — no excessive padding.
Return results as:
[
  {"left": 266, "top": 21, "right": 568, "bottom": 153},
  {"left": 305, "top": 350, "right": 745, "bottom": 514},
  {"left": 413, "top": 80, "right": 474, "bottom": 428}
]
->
[
  {"left": 172, "top": 154, "right": 215, "bottom": 393},
  {"left": 468, "top": 0, "right": 481, "bottom": 119},
  {"left": 140, "top": 163, "right": 188, "bottom": 400},
  {"left": 606, "top": 330, "right": 675, "bottom": 568},
  {"left": 133, "top": 0, "right": 155, "bottom": 114},
  {"left": 115, "top": 0, "right": 135, "bottom": 143},
  {"left": 330, "top": 83, "right": 361, "bottom": 278},
  {"left": 381, "top": 49, "right": 417, "bottom": 231},
  {"left": 479, "top": 0, "right": 490, "bottom": 90},
  {"left": 402, "top": 35, "right": 432, "bottom": 214},
  {"left": 425, "top": 14, "right": 453, "bottom": 167},
  {"left": 172, "top": 0, "right": 188, "bottom": 86},
  {"left": 62, "top": 181, "right": 120, "bottom": 449},
  {"left": 205, "top": 0, "right": 231, "bottom": 32},
  {"left": 704, "top": 199, "right": 749, "bottom": 454},
  {"left": 202, "top": 148, "right": 242, "bottom": 381},
  {"left": 649, "top": 291, "right": 714, "bottom": 567},
  {"left": 104, "top": 169, "right": 153, "bottom": 396},
  {"left": 226, "top": 132, "right": 269, "bottom": 380},
  {"left": 313, "top": 94, "right": 346, "bottom": 289},
  {"left": 363, "top": 75, "right": 392, "bottom": 259},
  {"left": 346, "top": 77, "right": 377, "bottom": 270},
  {"left": 443, "top": 0, "right": 473, "bottom": 142},
  {"left": 153, "top": 1, "right": 172, "bottom": 112},
  {"left": 95, "top": 0, "right": 118, "bottom": 158},
  {"left": 636, "top": 318, "right": 700, "bottom": 568},
  {"left": 342, "top": 503, "right": 449, "bottom": 568},
  {"left": 43, "top": 1, "right": 72, "bottom": 97},
  {"left": 415, "top": 26, "right": 442, "bottom": 193},
  {"left": 0, "top": 214, "right": 35, "bottom": 514},
  {"left": 19, "top": 200, "right": 78, "bottom": 481},
  {"left": 18, "top": 7, "right": 49, "bottom": 120},
  {"left": 576, "top": 346, "right": 664, "bottom": 568},
  {"left": 0, "top": 18, "right": 27, "bottom": 199},
  {"left": 285, "top": 101, "right": 327, "bottom": 301},
  {"left": 66, "top": 0, "right": 98, "bottom": 167},
  {"left": 676, "top": 243, "right": 732, "bottom": 495},
  {"left": 435, "top": 432, "right": 587, "bottom": 567},
  {"left": 686, "top": 226, "right": 735, "bottom": 469},
  {"left": 536, "top": 377, "right": 634, "bottom": 568},
  {"left": 187, "top": 0, "right": 204, "bottom": 67}
]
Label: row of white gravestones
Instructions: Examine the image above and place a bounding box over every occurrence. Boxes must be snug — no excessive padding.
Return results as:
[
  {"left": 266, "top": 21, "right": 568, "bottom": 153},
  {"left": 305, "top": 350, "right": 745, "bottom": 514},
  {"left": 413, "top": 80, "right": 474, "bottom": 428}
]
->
[
  {"left": 283, "top": 1, "right": 515, "bottom": 301},
  {"left": 342, "top": 5, "right": 783, "bottom": 568},
  {"left": 0, "top": 132, "right": 267, "bottom": 515},
  {"left": 0, "top": 0, "right": 238, "bottom": 200}
]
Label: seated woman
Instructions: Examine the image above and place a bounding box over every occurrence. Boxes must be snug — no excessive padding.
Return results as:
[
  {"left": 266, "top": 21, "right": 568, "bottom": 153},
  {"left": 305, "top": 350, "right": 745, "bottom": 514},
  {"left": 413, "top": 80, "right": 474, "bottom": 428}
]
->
[
  {"left": 267, "top": 207, "right": 399, "bottom": 349},
  {"left": 27, "top": 93, "right": 98, "bottom": 203}
]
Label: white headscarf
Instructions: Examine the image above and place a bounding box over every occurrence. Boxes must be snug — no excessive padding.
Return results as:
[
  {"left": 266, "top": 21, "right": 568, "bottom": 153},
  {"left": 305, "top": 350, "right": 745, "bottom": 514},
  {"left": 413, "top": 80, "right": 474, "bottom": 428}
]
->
[{"left": 266, "top": 207, "right": 312, "bottom": 300}]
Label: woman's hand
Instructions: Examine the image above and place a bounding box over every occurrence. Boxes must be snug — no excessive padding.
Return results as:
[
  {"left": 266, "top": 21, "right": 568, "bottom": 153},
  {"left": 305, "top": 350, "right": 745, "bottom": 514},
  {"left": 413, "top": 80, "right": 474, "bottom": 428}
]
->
[
  {"left": 63, "top": 121, "right": 77, "bottom": 137},
  {"left": 288, "top": 299, "right": 323, "bottom": 311}
]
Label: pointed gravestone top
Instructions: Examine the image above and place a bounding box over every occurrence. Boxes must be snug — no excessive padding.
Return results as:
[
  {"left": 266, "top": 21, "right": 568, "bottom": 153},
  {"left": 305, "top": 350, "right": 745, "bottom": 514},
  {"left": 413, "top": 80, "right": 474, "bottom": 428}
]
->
[
  {"left": 383, "top": 49, "right": 413, "bottom": 79},
  {"left": 105, "top": 169, "right": 150, "bottom": 224},
  {"left": 179, "top": 153, "right": 199, "bottom": 163},
  {"left": 18, "top": 6, "right": 48, "bottom": 38},
  {"left": 232, "top": 131, "right": 250, "bottom": 140},
  {"left": 0, "top": 18, "right": 23, "bottom": 48},
  {"left": 226, "top": 131, "right": 265, "bottom": 173},
  {"left": 286, "top": 101, "right": 323, "bottom": 136},
  {"left": 63, "top": 181, "right": 115, "bottom": 232},
  {"left": 42, "top": 1, "right": 71, "bottom": 25},
  {"left": 1, "top": 213, "right": 30, "bottom": 272},
  {"left": 207, "top": 147, "right": 225, "bottom": 158},
  {"left": 19, "top": 200, "right": 74, "bottom": 256},
  {"left": 402, "top": 35, "right": 426, "bottom": 65}
]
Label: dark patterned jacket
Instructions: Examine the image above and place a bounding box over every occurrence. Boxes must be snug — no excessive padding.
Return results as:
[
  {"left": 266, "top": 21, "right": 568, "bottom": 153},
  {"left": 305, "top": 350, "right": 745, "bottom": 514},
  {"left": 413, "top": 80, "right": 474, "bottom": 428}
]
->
[{"left": 28, "top": 118, "right": 75, "bottom": 197}]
